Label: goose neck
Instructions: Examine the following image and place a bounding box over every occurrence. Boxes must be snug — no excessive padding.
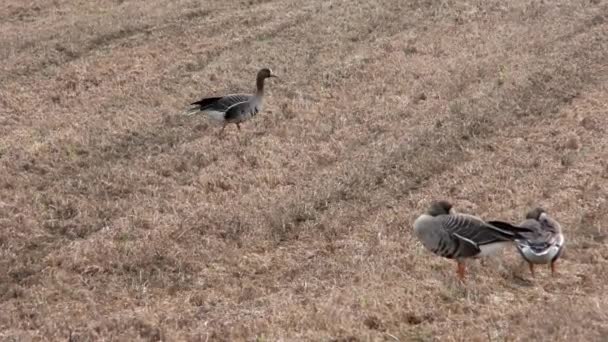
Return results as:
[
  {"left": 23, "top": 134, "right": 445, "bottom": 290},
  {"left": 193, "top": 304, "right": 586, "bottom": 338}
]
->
[{"left": 256, "top": 76, "right": 265, "bottom": 95}]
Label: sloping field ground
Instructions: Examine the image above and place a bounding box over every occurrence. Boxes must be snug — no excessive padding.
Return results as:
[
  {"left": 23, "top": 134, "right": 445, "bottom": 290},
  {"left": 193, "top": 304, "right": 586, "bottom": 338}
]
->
[{"left": 1, "top": 0, "right": 608, "bottom": 340}]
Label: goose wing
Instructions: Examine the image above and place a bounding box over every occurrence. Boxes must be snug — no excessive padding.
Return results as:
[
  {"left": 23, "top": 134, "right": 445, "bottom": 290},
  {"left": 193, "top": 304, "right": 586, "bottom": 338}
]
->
[
  {"left": 191, "top": 94, "right": 251, "bottom": 112},
  {"left": 413, "top": 214, "right": 480, "bottom": 258},
  {"left": 224, "top": 100, "right": 256, "bottom": 121},
  {"left": 444, "top": 214, "right": 527, "bottom": 246}
]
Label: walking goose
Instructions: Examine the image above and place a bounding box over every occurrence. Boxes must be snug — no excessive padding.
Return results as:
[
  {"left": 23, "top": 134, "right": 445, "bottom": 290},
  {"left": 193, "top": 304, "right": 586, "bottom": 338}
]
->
[
  {"left": 413, "top": 200, "right": 533, "bottom": 280},
  {"left": 186, "top": 68, "right": 277, "bottom": 136},
  {"left": 490, "top": 208, "right": 564, "bottom": 277}
]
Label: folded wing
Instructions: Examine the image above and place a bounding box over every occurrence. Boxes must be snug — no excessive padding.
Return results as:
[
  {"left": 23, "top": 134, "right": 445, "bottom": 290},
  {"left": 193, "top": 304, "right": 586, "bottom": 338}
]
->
[
  {"left": 191, "top": 94, "right": 251, "bottom": 112},
  {"left": 447, "top": 215, "right": 529, "bottom": 245}
]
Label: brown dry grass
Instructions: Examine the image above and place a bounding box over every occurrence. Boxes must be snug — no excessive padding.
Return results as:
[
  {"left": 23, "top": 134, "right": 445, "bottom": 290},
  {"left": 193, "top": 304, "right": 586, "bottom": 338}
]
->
[{"left": 1, "top": 0, "right": 608, "bottom": 340}]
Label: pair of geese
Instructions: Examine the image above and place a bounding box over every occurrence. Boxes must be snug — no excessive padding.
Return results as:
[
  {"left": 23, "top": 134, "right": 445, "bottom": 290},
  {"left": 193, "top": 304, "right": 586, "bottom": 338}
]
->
[
  {"left": 186, "top": 69, "right": 565, "bottom": 280},
  {"left": 414, "top": 200, "right": 565, "bottom": 280}
]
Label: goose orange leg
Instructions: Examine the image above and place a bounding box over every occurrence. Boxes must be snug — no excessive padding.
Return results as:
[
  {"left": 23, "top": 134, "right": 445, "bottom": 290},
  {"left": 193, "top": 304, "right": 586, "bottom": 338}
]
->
[
  {"left": 456, "top": 261, "right": 466, "bottom": 280},
  {"left": 528, "top": 263, "right": 535, "bottom": 277}
]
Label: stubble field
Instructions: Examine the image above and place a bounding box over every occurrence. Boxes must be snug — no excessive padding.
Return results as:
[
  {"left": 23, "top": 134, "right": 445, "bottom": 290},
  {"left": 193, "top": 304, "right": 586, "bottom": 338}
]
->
[{"left": 1, "top": 0, "right": 608, "bottom": 340}]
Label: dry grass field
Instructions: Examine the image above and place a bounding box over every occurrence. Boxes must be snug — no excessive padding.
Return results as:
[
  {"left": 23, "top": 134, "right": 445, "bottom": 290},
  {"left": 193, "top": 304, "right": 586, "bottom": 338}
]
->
[{"left": 1, "top": 0, "right": 608, "bottom": 340}]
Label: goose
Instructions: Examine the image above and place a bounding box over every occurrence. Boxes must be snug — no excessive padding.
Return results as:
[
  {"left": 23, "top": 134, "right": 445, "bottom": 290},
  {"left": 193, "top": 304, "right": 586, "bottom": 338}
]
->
[
  {"left": 490, "top": 208, "right": 564, "bottom": 277},
  {"left": 186, "top": 68, "right": 277, "bottom": 136},
  {"left": 413, "top": 200, "right": 533, "bottom": 280}
]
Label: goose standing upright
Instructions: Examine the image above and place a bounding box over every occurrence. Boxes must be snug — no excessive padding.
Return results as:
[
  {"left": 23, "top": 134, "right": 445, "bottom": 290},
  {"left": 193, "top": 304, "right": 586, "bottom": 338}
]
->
[
  {"left": 413, "top": 200, "right": 533, "bottom": 280},
  {"left": 186, "top": 68, "right": 277, "bottom": 136},
  {"left": 491, "top": 208, "right": 564, "bottom": 277}
]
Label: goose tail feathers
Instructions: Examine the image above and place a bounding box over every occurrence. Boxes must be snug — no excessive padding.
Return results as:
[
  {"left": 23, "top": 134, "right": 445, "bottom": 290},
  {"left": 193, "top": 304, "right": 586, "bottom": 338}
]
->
[{"left": 487, "top": 220, "right": 534, "bottom": 240}]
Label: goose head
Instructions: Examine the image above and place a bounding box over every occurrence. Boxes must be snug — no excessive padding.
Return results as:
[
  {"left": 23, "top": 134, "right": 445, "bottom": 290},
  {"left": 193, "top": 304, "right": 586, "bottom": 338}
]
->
[
  {"left": 526, "top": 207, "right": 562, "bottom": 234},
  {"left": 258, "top": 68, "right": 278, "bottom": 79},
  {"left": 427, "top": 200, "right": 454, "bottom": 217},
  {"left": 255, "top": 68, "right": 277, "bottom": 94}
]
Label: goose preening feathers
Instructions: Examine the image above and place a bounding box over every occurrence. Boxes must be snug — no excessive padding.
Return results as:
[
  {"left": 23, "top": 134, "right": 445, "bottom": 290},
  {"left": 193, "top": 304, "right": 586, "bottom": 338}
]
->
[
  {"left": 413, "top": 200, "right": 533, "bottom": 280},
  {"left": 490, "top": 208, "right": 564, "bottom": 277},
  {"left": 186, "top": 68, "right": 277, "bottom": 136}
]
